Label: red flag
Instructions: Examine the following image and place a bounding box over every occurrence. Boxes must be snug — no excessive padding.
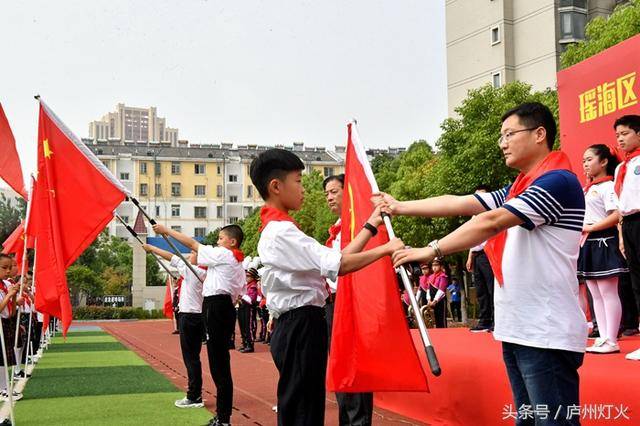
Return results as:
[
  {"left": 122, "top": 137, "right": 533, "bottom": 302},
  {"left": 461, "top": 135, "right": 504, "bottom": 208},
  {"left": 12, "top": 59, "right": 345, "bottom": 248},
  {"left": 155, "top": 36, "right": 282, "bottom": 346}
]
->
[
  {"left": 33, "top": 100, "right": 128, "bottom": 335},
  {"left": 326, "top": 122, "right": 429, "bottom": 392},
  {"left": 1, "top": 221, "right": 32, "bottom": 271},
  {"left": 42, "top": 313, "right": 50, "bottom": 333},
  {"left": 0, "top": 104, "right": 27, "bottom": 198},
  {"left": 163, "top": 276, "right": 174, "bottom": 319}
]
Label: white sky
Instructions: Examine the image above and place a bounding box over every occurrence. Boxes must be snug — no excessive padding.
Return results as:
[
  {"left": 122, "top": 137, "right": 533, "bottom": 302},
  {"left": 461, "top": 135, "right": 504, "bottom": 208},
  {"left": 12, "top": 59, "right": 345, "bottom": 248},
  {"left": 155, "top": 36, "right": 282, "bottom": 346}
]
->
[{"left": 0, "top": 0, "right": 447, "bottom": 187}]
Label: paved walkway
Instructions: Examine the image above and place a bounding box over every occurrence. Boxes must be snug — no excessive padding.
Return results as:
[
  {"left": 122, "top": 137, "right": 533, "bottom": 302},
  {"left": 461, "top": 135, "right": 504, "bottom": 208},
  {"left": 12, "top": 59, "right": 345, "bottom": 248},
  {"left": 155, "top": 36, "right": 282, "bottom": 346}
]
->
[{"left": 99, "top": 319, "right": 424, "bottom": 426}]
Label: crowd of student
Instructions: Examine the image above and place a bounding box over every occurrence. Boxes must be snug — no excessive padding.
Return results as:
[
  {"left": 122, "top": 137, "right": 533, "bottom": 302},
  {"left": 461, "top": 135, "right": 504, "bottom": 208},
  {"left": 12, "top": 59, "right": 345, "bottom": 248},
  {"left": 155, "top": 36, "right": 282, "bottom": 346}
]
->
[{"left": 0, "top": 254, "right": 48, "bottom": 425}]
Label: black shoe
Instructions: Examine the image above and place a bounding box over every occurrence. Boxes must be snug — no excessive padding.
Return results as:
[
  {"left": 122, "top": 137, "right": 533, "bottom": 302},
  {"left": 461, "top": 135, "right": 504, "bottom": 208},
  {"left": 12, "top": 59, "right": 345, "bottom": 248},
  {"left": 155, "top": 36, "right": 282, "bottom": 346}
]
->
[
  {"left": 470, "top": 324, "right": 492, "bottom": 333},
  {"left": 622, "top": 328, "right": 639, "bottom": 337},
  {"left": 207, "top": 417, "right": 230, "bottom": 426},
  {"left": 588, "top": 328, "right": 600, "bottom": 338},
  {"left": 172, "top": 330, "right": 180, "bottom": 335},
  {"left": 242, "top": 346, "right": 254, "bottom": 353},
  {"left": 0, "top": 418, "right": 11, "bottom": 426}
]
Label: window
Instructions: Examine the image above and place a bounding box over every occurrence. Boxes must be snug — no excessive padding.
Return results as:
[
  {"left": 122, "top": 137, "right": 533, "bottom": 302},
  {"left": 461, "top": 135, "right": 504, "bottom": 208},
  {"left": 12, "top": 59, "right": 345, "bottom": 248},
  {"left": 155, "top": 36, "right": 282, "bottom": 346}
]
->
[
  {"left": 171, "top": 162, "right": 181, "bottom": 175},
  {"left": 102, "top": 160, "right": 110, "bottom": 169},
  {"left": 323, "top": 167, "right": 334, "bottom": 178},
  {"left": 194, "top": 185, "right": 206, "bottom": 196},
  {"left": 229, "top": 195, "right": 238, "bottom": 203},
  {"left": 560, "top": 0, "right": 586, "bottom": 7},
  {"left": 491, "top": 26, "right": 500, "bottom": 45},
  {"left": 121, "top": 215, "right": 129, "bottom": 224},
  {"left": 155, "top": 206, "right": 161, "bottom": 216},
  {"left": 229, "top": 217, "right": 239, "bottom": 224},
  {"left": 194, "top": 227, "right": 207, "bottom": 238},
  {"left": 194, "top": 206, "right": 207, "bottom": 218},
  {"left": 246, "top": 185, "right": 254, "bottom": 198},
  {"left": 228, "top": 174, "right": 238, "bottom": 182},
  {"left": 243, "top": 206, "right": 253, "bottom": 217},
  {"left": 216, "top": 206, "right": 223, "bottom": 218},
  {"left": 194, "top": 164, "right": 206, "bottom": 175},
  {"left": 171, "top": 183, "right": 181, "bottom": 197},
  {"left": 492, "top": 72, "right": 501, "bottom": 88},
  {"left": 140, "top": 162, "right": 147, "bottom": 174},
  {"left": 139, "top": 183, "right": 148, "bottom": 196},
  {"left": 216, "top": 165, "right": 222, "bottom": 175},
  {"left": 216, "top": 185, "right": 223, "bottom": 198},
  {"left": 120, "top": 172, "right": 130, "bottom": 181},
  {"left": 171, "top": 225, "right": 182, "bottom": 232},
  {"left": 560, "top": 11, "right": 586, "bottom": 40},
  {"left": 171, "top": 205, "right": 181, "bottom": 217},
  {"left": 154, "top": 184, "right": 162, "bottom": 196},
  {"left": 154, "top": 162, "right": 162, "bottom": 176}
]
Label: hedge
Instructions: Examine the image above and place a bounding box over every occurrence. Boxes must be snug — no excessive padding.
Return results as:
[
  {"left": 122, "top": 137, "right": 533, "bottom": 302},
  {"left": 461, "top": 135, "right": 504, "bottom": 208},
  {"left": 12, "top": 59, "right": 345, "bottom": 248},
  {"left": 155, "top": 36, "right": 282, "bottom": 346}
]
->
[{"left": 73, "top": 306, "right": 166, "bottom": 320}]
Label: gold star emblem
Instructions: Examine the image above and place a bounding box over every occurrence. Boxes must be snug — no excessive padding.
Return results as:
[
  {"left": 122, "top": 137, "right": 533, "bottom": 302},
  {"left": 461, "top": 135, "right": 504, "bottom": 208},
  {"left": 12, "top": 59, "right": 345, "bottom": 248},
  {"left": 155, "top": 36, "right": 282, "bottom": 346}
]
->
[{"left": 43, "top": 139, "right": 53, "bottom": 159}]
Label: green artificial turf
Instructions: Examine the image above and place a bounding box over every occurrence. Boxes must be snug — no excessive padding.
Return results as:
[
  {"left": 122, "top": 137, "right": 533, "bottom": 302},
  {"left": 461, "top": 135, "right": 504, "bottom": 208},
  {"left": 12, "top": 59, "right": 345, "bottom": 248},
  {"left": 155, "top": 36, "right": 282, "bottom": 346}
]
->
[{"left": 14, "top": 331, "right": 212, "bottom": 425}]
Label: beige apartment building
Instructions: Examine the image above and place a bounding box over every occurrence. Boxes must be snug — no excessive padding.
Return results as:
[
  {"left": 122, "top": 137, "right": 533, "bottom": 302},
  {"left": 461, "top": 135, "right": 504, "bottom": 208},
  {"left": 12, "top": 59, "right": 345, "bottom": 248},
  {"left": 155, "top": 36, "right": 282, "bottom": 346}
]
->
[
  {"left": 88, "top": 103, "right": 180, "bottom": 145},
  {"left": 446, "top": 0, "right": 625, "bottom": 116}
]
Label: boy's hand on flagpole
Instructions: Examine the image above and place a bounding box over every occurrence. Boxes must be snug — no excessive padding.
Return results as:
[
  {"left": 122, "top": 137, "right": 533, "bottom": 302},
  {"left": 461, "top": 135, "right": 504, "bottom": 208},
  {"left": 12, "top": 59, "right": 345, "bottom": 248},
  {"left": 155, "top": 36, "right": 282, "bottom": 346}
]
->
[
  {"left": 366, "top": 205, "right": 384, "bottom": 227},
  {"left": 392, "top": 246, "right": 434, "bottom": 268},
  {"left": 152, "top": 223, "right": 169, "bottom": 235},
  {"left": 385, "top": 238, "right": 405, "bottom": 255}
]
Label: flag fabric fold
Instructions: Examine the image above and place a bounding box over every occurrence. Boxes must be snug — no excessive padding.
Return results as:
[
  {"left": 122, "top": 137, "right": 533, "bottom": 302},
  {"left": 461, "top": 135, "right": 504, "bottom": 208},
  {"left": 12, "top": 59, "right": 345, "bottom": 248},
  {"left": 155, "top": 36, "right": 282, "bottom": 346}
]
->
[
  {"left": 326, "top": 122, "right": 429, "bottom": 392},
  {"left": 1, "top": 221, "right": 33, "bottom": 271},
  {"left": 32, "top": 100, "right": 127, "bottom": 335},
  {"left": 0, "top": 103, "right": 27, "bottom": 199}
]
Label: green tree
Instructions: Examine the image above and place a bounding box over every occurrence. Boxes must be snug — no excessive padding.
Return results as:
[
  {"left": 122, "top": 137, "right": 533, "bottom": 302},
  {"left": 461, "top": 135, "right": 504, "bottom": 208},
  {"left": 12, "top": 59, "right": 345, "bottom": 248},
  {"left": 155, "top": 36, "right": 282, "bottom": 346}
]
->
[
  {"left": 0, "top": 194, "right": 26, "bottom": 243},
  {"left": 561, "top": 0, "right": 640, "bottom": 69},
  {"left": 66, "top": 264, "right": 103, "bottom": 305},
  {"left": 291, "top": 171, "right": 336, "bottom": 244},
  {"left": 101, "top": 266, "right": 131, "bottom": 296}
]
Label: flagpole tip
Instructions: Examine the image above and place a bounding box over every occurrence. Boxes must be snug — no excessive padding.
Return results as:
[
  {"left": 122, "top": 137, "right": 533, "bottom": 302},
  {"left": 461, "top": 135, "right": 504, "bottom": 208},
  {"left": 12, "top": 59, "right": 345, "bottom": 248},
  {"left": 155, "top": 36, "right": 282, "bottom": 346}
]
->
[{"left": 34, "top": 95, "right": 40, "bottom": 100}]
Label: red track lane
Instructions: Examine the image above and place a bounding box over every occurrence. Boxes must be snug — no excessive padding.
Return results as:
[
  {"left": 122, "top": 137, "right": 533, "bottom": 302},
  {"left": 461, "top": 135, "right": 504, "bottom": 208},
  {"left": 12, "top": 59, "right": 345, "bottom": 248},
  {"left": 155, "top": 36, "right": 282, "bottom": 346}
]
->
[{"left": 97, "top": 319, "right": 424, "bottom": 426}]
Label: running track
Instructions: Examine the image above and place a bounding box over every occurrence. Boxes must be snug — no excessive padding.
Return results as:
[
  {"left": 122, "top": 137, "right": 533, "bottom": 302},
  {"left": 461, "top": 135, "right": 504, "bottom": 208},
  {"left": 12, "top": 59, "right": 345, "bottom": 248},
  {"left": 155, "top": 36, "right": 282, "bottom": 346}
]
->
[{"left": 98, "top": 319, "right": 423, "bottom": 425}]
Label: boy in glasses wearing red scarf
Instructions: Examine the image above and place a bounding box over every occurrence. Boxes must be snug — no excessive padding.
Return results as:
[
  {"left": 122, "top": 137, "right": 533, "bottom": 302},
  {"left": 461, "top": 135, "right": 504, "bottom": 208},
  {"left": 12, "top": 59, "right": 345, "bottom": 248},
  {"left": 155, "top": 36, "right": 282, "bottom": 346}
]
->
[
  {"left": 152, "top": 224, "right": 245, "bottom": 426},
  {"left": 376, "top": 102, "right": 587, "bottom": 425},
  {"left": 249, "top": 148, "right": 402, "bottom": 425},
  {"left": 613, "top": 115, "right": 640, "bottom": 361}
]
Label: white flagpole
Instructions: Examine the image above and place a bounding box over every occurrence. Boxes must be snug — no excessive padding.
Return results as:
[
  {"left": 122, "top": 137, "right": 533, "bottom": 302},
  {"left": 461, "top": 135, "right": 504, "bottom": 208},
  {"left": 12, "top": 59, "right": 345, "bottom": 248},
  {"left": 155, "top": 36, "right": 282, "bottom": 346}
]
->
[
  {"left": 0, "top": 307, "right": 15, "bottom": 424},
  {"left": 350, "top": 121, "right": 441, "bottom": 376}
]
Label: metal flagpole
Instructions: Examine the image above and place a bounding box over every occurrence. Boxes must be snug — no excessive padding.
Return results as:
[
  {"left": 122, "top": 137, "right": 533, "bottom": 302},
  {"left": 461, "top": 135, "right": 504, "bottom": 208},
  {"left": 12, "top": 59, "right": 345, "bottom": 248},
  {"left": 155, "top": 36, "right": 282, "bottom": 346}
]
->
[
  {"left": 128, "top": 197, "right": 205, "bottom": 284},
  {"left": 0, "top": 303, "right": 15, "bottom": 424},
  {"left": 114, "top": 214, "right": 180, "bottom": 281},
  {"left": 351, "top": 121, "right": 441, "bottom": 376}
]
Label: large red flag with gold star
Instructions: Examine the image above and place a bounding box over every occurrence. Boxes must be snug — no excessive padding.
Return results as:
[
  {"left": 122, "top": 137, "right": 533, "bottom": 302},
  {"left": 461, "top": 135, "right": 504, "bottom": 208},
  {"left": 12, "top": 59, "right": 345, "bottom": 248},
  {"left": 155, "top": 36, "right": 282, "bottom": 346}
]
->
[
  {"left": 33, "top": 100, "right": 128, "bottom": 335},
  {"left": 326, "top": 122, "right": 428, "bottom": 392}
]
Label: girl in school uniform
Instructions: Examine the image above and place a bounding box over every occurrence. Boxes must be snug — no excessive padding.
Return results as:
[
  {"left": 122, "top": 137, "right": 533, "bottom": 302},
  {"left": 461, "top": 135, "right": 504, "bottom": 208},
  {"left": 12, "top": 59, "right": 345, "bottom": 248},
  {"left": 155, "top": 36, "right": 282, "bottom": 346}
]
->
[
  {"left": 578, "top": 144, "right": 627, "bottom": 354},
  {"left": 426, "top": 258, "right": 449, "bottom": 329},
  {"left": 0, "top": 254, "right": 20, "bottom": 401}
]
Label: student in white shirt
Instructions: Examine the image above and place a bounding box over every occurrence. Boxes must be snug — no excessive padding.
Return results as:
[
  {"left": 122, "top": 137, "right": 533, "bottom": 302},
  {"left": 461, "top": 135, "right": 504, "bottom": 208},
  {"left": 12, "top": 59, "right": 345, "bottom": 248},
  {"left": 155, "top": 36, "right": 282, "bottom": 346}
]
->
[
  {"left": 378, "top": 103, "right": 588, "bottom": 425},
  {"left": 0, "top": 254, "right": 20, "bottom": 404},
  {"left": 612, "top": 115, "right": 640, "bottom": 361},
  {"left": 143, "top": 244, "right": 207, "bottom": 408},
  {"left": 249, "top": 148, "right": 403, "bottom": 426},
  {"left": 152, "top": 224, "right": 246, "bottom": 426}
]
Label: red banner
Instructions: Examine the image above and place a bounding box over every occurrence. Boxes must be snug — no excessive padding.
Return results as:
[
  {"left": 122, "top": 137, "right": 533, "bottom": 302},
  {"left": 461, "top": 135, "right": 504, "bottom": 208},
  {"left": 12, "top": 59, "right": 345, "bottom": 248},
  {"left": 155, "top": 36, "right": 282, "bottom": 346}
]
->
[{"left": 558, "top": 34, "right": 640, "bottom": 183}]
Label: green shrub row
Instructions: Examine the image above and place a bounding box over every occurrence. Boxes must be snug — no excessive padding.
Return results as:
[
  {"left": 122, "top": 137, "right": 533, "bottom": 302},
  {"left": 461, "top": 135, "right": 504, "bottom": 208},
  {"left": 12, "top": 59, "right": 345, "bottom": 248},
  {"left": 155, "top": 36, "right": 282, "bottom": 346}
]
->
[{"left": 73, "top": 306, "right": 166, "bottom": 320}]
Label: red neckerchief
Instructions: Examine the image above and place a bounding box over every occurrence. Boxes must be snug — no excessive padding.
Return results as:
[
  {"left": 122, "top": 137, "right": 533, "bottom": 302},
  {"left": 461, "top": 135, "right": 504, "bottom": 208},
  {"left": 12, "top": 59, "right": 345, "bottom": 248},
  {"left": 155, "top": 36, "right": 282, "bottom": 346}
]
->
[
  {"left": 198, "top": 265, "right": 208, "bottom": 271},
  {"left": 583, "top": 176, "right": 613, "bottom": 194},
  {"left": 484, "top": 151, "right": 573, "bottom": 286},
  {"left": 259, "top": 206, "right": 299, "bottom": 232},
  {"left": 231, "top": 249, "right": 245, "bottom": 263},
  {"left": 325, "top": 220, "right": 341, "bottom": 247},
  {"left": 614, "top": 148, "right": 640, "bottom": 196}
]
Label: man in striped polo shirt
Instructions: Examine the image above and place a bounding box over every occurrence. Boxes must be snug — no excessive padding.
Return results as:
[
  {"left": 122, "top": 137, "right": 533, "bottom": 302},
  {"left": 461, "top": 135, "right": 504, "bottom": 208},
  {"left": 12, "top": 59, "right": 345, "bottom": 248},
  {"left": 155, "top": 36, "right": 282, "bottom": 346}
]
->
[{"left": 379, "top": 102, "right": 587, "bottom": 425}]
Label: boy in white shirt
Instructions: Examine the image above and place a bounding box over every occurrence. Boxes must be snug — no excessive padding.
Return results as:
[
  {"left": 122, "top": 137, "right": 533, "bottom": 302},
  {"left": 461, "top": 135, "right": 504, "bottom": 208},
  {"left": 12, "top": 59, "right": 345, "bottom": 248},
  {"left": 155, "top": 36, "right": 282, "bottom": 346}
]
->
[
  {"left": 249, "top": 148, "right": 403, "bottom": 425},
  {"left": 142, "top": 244, "right": 206, "bottom": 408},
  {"left": 152, "top": 224, "right": 245, "bottom": 426}
]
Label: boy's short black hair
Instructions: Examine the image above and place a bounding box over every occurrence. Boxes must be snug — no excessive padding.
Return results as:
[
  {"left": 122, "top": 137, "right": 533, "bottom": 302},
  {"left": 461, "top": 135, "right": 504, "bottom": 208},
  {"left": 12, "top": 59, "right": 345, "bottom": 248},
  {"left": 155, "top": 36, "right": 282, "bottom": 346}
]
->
[
  {"left": 613, "top": 115, "right": 640, "bottom": 133},
  {"left": 0, "top": 253, "right": 12, "bottom": 262},
  {"left": 323, "top": 174, "right": 345, "bottom": 191},
  {"left": 501, "top": 102, "right": 557, "bottom": 150},
  {"left": 249, "top": 149, "right": 305, "bottom": 200},
  {"left": 220, "top": 224, "right": 244, "bottom": 247}
]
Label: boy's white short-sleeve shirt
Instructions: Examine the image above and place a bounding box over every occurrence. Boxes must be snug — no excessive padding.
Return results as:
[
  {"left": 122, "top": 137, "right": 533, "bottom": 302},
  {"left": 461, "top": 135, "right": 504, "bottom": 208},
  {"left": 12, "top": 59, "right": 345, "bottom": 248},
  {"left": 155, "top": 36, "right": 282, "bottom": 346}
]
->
[
  {"left": 258, "top": 221, "right": 342, "bottom": 318},
  {"left": 614, "top": 156, "right": 640, "bottom": 216},
  {"left": 197, "top": 245, "right": 246, "bottom": 300},
  {"left": 170, "top": 256, "right": 206, "bottom": 314},
  {"left": 474, "top": 170, "right": 588, "bottom": 353}
]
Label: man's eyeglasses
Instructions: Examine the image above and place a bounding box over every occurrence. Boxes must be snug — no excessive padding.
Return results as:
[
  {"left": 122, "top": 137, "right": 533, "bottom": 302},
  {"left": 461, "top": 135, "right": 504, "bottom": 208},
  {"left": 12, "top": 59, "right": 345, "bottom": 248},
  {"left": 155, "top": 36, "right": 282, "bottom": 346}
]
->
[{"left": 497, "top": 127, "right": 538, "bottom": 146}]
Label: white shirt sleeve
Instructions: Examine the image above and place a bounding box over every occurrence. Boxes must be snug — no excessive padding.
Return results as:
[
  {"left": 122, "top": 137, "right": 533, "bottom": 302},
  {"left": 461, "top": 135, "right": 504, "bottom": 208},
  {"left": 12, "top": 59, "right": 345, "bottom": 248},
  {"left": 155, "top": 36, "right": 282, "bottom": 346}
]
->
[
  {"left": 261, "top": 223, "right": 342, "bottom": 282},
  {"left": 602, "top": 181, "right": 619, "bottom": 214},
  {"left": 197, "top": 245, "right": 233, "bottom": 267},
  {"left": 171, "top": 255, "right": 206, "bottom": 280}
]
